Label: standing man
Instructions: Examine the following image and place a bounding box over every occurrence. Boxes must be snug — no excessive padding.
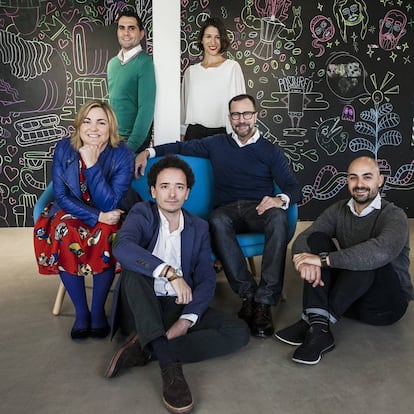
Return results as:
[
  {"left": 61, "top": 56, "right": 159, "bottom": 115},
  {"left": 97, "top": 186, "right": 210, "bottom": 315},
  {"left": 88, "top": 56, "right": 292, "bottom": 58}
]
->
[
  {"left": 135, "top": 94, "right": 302, "bottom": 338},
  {"left": 106, "top": 155, "right": 249, "bottom": 414},
  {"left": 276, "top": 156, "right": 413, "bottom": 365},
  {"left": 108, "top": 9, "right": 156, "bottom": 153}
]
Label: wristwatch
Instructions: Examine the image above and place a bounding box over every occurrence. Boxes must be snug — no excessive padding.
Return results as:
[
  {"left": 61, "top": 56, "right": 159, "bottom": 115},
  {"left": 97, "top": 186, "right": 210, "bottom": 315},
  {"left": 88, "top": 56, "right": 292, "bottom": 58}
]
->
[
  {"left": 319, "top": 252, "right": 329, "bottom": 268},
  {"left": 166, "top": 268, "right": 183, "bottom": 282}
]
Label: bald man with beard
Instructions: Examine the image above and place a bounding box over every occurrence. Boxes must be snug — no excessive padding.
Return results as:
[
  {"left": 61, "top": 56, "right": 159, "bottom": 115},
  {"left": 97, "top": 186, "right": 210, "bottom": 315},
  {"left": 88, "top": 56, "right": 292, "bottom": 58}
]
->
[{"left": 276, "top": 156, "right": 413, "bottom": 365}]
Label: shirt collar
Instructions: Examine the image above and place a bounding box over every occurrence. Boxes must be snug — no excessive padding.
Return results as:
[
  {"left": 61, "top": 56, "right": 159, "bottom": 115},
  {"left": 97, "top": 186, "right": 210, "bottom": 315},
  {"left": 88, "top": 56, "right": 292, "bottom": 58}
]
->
[
  {"left": 117, "top": 45, "right": 142, "bottom": 64},
  {"left": 158, "top": 208, "right": 184, "bottom": 235},
  {"left": 231, "top": 128, "right": 261, "bottom": 147},
  {"left": 347, "top": 193, "right": 382, "bottom": 217}
]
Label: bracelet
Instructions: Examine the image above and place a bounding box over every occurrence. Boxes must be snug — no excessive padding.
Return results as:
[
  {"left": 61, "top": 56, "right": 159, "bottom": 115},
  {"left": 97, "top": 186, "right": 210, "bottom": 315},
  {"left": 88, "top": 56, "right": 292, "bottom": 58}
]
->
[{"left": 163, "top": 265, "right": 172, "bottom": 278}]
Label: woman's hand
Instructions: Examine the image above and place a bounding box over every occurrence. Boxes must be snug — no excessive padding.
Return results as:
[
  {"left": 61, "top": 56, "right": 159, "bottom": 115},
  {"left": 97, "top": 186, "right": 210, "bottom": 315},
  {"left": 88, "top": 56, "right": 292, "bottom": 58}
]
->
[
  {"left": 79, "top": 143, "right": 104, "bottom": 168},
  {"left": 98, "top": 209, "right": 124, "bottom": 225}
]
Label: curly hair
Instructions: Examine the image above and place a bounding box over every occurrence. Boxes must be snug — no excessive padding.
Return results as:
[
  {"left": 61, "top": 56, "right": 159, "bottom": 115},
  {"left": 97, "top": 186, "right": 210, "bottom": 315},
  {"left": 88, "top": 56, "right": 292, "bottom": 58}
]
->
[{"left": 147, "top": 155, "right": 195, "bottom": 189}]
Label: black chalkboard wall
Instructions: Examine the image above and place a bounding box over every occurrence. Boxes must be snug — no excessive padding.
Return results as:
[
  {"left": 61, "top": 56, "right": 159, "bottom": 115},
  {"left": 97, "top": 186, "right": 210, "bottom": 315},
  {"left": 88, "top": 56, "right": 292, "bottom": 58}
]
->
[
  {"left": 0, "top": 0, "right": 153, "bottom": 227},
  {"left": 0, "top": 0, "right": 413, "bottom": 227},
  {"left": 180, "top": 0, "right": 414, "bottom": 220}
]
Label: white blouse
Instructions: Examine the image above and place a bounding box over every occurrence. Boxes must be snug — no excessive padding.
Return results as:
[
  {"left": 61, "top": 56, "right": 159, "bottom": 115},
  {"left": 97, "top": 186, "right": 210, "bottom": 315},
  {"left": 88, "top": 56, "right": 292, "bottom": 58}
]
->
[{"left": 181, "top": 59, "right": 246, "bottom": 135}]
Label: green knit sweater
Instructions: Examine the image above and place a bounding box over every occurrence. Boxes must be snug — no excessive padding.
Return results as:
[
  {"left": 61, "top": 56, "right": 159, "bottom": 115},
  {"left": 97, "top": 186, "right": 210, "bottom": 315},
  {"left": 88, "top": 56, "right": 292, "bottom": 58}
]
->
[{"left": 108, "top": 51, "right": 156, "bottom": 152}]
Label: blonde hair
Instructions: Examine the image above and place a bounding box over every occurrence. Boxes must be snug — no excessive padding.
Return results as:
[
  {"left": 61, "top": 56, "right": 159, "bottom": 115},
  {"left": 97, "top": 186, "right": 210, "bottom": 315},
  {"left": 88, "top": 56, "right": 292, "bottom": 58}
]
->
[{"left": 70, "top": 100, "right": 122, "bottom": 151}]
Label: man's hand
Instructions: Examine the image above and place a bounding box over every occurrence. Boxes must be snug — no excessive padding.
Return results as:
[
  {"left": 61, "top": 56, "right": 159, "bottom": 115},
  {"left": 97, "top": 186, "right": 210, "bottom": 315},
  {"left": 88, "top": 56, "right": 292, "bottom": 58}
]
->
[
  {"left": 166, "top": 318, "right": 192, "bottom": 340},
  {"left": 98, "top": 208, "right": 124, "bottom": 225},
  {"left": 170, "top": 278, "right": 193, "bottom": 304},
  {"left": 293, "top": 253, "right": 325, "bottom": 287},
  {"left": 135, "top": 150, "right": 149, "bottom": 178},
  {"left": 256, "top": 196, "right": 284, "bottom": 215}
]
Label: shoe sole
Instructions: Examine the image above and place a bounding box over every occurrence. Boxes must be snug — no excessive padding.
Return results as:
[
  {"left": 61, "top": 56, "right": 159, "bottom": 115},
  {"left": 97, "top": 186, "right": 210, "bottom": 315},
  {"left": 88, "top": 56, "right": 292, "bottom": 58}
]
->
[
  {"left": 292, "top": 343, "right": 335, "bottom": 365},
  {"left": 104, "top": 334, "right": 139, "bottom": 378},
  {"left": 274, "top": 333, "right": 303, "bottom": 346},
  {"left": 162, "top": 398, "right": 194, "bottom": 414}
]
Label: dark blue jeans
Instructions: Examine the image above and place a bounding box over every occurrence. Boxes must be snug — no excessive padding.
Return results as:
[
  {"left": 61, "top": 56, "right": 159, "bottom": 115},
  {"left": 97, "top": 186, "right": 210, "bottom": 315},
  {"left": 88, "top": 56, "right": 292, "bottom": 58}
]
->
[
  {"left": 118, "top": 269, "right": 250, "bottom": 363},
  {"left": 209, "top": 200, "right": 288, "bottom": 305},
  {"left": 303, "top": 232, "right": 408, "bottom": 326}
]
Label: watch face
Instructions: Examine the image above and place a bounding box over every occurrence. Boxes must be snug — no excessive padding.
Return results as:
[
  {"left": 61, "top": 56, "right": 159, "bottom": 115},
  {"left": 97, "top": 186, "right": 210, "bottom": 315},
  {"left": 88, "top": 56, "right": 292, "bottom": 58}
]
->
[{"left": 176, "top": 269, "right": 183, "bottom": 277}]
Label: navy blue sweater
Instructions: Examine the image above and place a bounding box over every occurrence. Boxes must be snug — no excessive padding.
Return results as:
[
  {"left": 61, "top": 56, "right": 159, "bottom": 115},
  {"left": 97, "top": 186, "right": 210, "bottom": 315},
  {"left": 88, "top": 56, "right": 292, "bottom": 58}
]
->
[{"left": 155, "top": 133, "right": 301, "bottom": 207}]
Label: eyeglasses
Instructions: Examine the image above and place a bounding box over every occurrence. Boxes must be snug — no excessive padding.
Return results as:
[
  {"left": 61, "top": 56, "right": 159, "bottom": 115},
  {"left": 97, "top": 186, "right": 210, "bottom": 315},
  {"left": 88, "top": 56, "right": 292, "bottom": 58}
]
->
[{"left": 229, "top": 111, "right": 257, "bottom": 120}]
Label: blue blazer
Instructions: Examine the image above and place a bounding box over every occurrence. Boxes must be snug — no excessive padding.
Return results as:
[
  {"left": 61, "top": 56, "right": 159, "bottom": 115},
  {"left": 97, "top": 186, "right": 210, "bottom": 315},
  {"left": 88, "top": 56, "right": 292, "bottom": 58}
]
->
[
  {"left": 110, "top": 201, "right": 216, "bottom": 335},
  {"left": 49, "top": 138, "right": 135, "bottom": 227}
]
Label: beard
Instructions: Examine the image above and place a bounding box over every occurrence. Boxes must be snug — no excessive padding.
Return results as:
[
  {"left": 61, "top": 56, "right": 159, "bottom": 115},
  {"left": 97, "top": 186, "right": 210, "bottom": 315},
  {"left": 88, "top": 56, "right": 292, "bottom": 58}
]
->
[
  {"left": 232, "top": 122, "right": 255, "bottom": 139},
  {"left": 351, "top": 186, "right": 378, "bottom": 205}
]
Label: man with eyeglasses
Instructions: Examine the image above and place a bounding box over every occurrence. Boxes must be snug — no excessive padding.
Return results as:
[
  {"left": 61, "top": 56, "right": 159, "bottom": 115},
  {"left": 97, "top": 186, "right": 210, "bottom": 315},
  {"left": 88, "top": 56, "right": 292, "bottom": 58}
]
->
[{"left": 135, "top": 94, "right": 301, "bottom": 337}]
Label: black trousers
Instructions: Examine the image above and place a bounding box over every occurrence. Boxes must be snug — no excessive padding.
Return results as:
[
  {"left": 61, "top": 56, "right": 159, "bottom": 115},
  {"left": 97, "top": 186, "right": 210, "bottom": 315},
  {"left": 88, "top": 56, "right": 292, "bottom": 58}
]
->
[
  {"left": 209, "top": 201, "right": 288, "bottom": 305},
  {"left": 302, "top": 232, "right": 409, "bottom": 326},
  {"left": 119, "top": 269, "right": 250, "bottom": 363}
]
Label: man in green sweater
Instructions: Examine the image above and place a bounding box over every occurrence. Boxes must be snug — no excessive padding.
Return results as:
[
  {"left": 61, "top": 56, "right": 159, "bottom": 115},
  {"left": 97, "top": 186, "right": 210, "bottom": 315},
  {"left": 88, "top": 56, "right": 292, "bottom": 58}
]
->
[
  {"left": 276, "top": 156, "right": 413, "bottom": 365},
  {"left": 108, "top": 9, "right": 156, "bottom": 153}
]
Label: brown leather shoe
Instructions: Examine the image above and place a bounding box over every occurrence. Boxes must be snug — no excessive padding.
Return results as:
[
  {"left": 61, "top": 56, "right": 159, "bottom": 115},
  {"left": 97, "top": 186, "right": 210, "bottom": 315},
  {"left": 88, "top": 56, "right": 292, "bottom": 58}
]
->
[
  {"left": 105, "top": 333, "right": 147, "bottom": 378},
  {"left": 161, "top": 362, "right": 193, "bottom": 413}
]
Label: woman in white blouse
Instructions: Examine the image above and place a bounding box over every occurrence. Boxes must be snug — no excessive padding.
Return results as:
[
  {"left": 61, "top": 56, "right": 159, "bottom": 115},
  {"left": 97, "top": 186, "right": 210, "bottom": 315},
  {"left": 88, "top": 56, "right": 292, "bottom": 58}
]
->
[{"left": 181, "top": 17, "right": 246, "bottom": 141}]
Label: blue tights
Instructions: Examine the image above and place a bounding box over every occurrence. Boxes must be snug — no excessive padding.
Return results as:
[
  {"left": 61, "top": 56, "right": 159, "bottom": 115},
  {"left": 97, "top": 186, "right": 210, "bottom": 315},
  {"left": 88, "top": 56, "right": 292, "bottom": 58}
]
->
[{"left": 59, "top": 267, "right": 115, "bottom": 330}]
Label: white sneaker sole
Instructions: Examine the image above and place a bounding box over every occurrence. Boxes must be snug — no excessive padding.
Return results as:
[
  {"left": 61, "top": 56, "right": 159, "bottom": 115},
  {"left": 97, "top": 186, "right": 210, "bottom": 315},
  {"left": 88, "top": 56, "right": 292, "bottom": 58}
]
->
[{"left": 292, "top": 343, "right": 335, "bottom": 365}]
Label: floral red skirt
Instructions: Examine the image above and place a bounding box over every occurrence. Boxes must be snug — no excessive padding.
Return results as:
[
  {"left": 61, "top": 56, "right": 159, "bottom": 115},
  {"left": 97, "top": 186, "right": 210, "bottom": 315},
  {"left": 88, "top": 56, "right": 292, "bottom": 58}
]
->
[{"left": 34, "top": 206, "right": 119, "bottom": 277}]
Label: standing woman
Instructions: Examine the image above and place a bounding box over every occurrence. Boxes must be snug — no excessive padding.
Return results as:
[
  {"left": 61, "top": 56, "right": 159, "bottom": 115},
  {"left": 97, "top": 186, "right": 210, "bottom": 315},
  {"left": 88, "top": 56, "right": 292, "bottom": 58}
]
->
[
  {"left": 34, "top": 100, "right": 135, "bottom": 340},
  {"left": 181, "top": 17, "right": 246, "bottom": 140}
]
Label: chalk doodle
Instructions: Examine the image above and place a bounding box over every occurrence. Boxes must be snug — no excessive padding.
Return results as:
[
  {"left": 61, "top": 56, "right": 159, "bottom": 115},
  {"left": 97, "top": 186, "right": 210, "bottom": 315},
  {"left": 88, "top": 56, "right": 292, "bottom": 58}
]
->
[
  {"left": 332, "top": 0, "right": 369, "bottom": 43},
  {"left": 310, "top": 15, "right": 335, "bottom": 57},
  {"left": 181, "top": 0, "right": 414, "bottom": 218},
  {"left": 379, "top": 9, "right": 407, "bottom": 51},
  {"left": 0, "top": 0, "right": 153, "bottom": 226}
]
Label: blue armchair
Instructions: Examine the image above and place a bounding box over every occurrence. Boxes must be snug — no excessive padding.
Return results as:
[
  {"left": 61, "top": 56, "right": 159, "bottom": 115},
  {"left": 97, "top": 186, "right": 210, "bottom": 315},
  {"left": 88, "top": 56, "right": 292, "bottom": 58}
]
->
[
  {"left": 132, "top": 155, "right": 298, "bottom": 274},
  {"left": 34, "top": 155, "right": 298, "bottom": 315}
]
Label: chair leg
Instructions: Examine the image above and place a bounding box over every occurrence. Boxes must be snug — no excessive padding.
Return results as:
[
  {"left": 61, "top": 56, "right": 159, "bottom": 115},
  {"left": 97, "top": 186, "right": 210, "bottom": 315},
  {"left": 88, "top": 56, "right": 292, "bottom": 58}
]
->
[
  {"left": 247, "top": 257, "right": 256, "bottom": 276},
  {"left": 52, "top": 281, "right": 67, "bottom": 316}
]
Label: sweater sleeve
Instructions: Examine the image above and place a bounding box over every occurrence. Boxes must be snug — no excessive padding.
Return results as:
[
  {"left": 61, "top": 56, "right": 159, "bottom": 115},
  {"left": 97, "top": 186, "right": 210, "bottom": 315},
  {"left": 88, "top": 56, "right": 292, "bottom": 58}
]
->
[
  {"left": 329, "top": 205, "right": 410, "bottom": 271},
  {"left": 127, "top": 55, "right": 156, "bottom": 152}
]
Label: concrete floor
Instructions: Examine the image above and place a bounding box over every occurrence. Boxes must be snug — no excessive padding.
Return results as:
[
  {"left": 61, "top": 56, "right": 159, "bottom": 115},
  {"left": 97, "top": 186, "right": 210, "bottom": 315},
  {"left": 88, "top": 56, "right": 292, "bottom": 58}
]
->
[{"left": 1, "top": 221, "right": 414, "bottom": 414}]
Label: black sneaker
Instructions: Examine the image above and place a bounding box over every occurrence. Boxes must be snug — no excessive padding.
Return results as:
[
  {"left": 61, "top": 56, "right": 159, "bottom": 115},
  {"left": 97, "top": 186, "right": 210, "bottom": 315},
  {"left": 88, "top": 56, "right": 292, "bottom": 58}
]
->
[
  {"left": 275, "top": 319, "right": 310, "bottom": 346},
  {"left": 292, "top": 326, "right": 335, "bottom": 365},
  {"left": 238, "top": 297, "right": 255, "bottom": 327},
  {"left": 161, "top": 362, "right": 193, "bottom": 413},
  {"left": 105, "top": 333, "right": 148, "bottom": 378},
  {"left": 251, "top": 303, "right": 274, "bottom": 337}
]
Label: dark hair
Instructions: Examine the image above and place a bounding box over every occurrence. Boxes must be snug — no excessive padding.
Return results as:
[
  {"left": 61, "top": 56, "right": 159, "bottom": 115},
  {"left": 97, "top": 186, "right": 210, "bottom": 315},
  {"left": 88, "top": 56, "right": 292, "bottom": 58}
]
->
[
  {"left": 116, "top": 8, "right": 144, "bottom": 31},
  {"left": 147, "top": 155, "right": 195, "bottom": 189},
  {"left": 197, "top": 17, "right": 230, "bottom": 54},
  {"left": 228, "top": 94, "right": 256, "bottom": 111}
]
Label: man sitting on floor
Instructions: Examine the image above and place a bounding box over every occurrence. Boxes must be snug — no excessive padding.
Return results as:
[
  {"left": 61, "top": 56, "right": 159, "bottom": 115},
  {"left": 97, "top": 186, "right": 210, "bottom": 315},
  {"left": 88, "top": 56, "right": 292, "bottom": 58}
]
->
[
  {"left": 105, "top": 155, "right": 250, "bottom": 413},
  {"left": 275, "top": 156, "right": 413, "bottom": 365}
]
